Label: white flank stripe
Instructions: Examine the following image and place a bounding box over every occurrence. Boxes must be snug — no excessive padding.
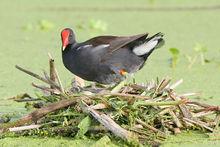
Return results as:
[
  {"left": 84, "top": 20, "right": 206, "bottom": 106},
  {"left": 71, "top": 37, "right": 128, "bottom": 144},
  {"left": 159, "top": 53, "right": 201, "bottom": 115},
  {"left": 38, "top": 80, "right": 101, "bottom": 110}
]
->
[
  {"left": 91, "top": 44, "right": 110, "bottom": 52},
  {"left": 76, "top": 44, "right": 93, "bottom": 50},
  {"left": 133, "top": 40, "right": 158, "bottom": 56}
]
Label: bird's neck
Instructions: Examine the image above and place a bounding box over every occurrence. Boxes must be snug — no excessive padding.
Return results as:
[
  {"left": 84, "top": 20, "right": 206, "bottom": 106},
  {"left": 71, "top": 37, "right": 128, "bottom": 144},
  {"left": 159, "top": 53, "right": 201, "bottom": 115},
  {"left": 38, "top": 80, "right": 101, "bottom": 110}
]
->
[{"left": 63, "top": 42, "right": 77, "bottom": 53}]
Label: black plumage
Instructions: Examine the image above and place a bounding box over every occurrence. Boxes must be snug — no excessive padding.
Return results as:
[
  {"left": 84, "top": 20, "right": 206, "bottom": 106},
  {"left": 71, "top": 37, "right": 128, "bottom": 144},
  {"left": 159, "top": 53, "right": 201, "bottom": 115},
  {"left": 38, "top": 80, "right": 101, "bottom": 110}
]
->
[{"left": 61, "top": 28, "right": 164, "bottom": 84}]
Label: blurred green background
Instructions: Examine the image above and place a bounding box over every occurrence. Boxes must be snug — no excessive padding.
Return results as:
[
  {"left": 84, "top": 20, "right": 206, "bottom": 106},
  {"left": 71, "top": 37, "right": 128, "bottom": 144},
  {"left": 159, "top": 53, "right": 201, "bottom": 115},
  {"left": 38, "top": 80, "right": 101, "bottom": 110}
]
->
[{"left": 0, "top": 0, "right": 220, "bottom": 146}]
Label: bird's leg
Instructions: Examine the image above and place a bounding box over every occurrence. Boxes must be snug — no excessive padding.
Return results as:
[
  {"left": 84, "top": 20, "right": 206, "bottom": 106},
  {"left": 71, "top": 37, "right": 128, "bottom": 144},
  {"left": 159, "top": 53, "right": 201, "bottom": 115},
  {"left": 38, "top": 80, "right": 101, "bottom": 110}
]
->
[
  {"left": 125, "top": 73, "right": 136, "bottom": 84},
  {"left": 75, "top": 75, "right": 85, "bottom": 87},
  {"left": 70, "top": 75, "right": 85, "bottom": 93}
]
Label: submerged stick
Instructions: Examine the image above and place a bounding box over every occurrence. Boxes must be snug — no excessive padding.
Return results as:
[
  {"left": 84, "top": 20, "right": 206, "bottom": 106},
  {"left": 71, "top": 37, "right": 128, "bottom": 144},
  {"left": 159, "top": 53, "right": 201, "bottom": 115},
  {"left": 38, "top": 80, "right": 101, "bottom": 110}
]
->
[{"left": 8, "top": 93, "right": 31, "bottom": 101}]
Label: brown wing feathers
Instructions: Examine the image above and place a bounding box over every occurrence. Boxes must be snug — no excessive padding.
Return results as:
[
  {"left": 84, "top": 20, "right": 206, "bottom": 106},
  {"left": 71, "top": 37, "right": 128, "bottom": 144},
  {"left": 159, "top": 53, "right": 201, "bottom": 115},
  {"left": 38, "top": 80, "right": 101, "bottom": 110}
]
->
[{"left": 84, "top": 33, "right": 148, "bottom": 53}]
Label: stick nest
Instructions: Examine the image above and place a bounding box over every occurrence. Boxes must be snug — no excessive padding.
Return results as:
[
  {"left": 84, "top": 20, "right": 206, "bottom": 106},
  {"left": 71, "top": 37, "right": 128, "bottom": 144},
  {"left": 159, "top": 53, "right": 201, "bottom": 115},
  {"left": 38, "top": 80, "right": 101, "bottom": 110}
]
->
[{"left": 1, "top": 55, "right": 220, "bottom": 146}]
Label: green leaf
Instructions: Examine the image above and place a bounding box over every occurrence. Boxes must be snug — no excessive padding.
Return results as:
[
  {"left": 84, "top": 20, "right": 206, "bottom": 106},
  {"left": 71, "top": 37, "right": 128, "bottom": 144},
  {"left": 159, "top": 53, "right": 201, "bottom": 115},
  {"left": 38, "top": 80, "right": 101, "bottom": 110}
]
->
[
  {"left": 194, "top": 43, "right": 207, "bottom": 53},
  {"left": 89, "top": 19, "right": 108, "bottom": 32},
  {"left": 91, "top": 136, "right": 113, "bottom": 147},
  {"left": 169, "top": 48, "right": 180, "bottom": 56},
  {"left": 169, "top": 48, "right": 180, "bottom": 68},
  {"left": 75, "top": 116, "right": 91, "bottom": 138},
  {"left": 38, "top": 20, "right": 54, "bottom": 31},
  {"left": 22, "top": 23, "right": 34, "bottom": 31}
]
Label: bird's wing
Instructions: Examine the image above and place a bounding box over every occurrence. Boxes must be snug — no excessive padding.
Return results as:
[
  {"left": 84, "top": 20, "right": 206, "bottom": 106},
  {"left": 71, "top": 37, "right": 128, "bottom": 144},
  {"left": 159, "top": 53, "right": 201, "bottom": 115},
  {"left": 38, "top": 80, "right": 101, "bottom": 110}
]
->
[{"left": 83, "top": 33, "right": 148, "bottom": 53}]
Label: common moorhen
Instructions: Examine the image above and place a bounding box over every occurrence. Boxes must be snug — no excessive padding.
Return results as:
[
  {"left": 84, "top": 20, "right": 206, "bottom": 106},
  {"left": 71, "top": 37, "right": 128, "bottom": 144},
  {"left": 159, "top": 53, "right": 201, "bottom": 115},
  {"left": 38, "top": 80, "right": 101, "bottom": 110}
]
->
[{"left": 61, "top": 28, "right": 164, "bottom": 84}]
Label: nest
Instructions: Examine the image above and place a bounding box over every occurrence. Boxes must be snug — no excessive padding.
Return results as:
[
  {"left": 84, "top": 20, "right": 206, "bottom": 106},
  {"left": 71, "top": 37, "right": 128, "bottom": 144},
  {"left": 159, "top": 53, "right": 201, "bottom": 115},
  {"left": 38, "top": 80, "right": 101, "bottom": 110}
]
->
[{"left": 1, "top": 54, "right": 220, "bottom": 146}]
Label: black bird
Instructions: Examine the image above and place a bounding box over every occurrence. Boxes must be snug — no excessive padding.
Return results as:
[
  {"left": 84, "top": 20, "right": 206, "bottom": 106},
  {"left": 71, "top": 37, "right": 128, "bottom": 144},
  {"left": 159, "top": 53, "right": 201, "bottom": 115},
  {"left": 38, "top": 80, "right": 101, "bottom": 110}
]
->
[{"left": 61, "top": 28, "right": 164, "bottom": 84}]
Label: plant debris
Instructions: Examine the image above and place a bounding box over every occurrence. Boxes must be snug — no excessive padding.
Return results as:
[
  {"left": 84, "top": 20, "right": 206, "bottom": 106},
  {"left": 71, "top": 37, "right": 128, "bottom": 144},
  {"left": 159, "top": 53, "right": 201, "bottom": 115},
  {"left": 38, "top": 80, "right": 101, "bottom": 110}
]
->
[{"left": 1, "top": 54, "right": 220, "bottom": 146}]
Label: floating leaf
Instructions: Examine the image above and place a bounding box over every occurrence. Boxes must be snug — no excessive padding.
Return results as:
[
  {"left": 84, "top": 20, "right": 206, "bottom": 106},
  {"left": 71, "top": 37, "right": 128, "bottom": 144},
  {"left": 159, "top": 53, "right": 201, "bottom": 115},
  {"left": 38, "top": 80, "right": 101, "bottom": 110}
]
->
[
  {"left": 194, "top": 43, "right": 207, "bottom": 53},
  {"left": 38, "top": 20, "right": 55, "bottom": 31},
  {"left": 169, "top": 48, "right": 180, "bottom": 68},
  {"left": 193, "top": 43, "right": 209, "bottom": 65},
  {"left": 75, "top": 116, "right": 91, "bottom": 138},
  {"left": 185, "top": 54, "right": 197, "bottom": 69},
  {"left": 22, "top": 23, "right": 34, "bottom": 31},
  {"left": 89, "top": 19, "right": 108, "bottom": 32},
  {"left": 169, "top": 48, "right": 180, "bottom": 56},
  {"left": 76, "top": 23, "right": 85, "bottom": 30},
  {"left": 91, "top": 136, "right": 112, "bottom": 147}
]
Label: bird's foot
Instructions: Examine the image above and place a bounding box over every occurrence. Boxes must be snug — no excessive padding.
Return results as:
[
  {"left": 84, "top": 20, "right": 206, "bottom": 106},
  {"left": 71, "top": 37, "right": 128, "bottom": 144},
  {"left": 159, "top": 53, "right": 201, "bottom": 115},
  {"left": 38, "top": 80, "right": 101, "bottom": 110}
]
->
[{"left": 70, "top": 76, "right": 85, "bottom": 93}]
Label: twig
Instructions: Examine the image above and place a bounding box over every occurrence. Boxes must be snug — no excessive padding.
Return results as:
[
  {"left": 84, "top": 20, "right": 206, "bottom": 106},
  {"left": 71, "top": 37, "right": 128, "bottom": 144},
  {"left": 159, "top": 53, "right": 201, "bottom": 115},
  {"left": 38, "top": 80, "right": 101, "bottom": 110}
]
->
[
  {"left": 159, "top": 107, "right": 175, "bottom": 115},
  {"left": 136, "top": 119, "right": 165, "bottom": 136},
  {"left": 54, "top": 68, "right": 64, "bottom": 93},
  {"left": 168, "top": 110, "right": 182, "bottom": 128},
  {"left": 129, "top": 84, "right": 148, "bottom": 91},
  {"left": 9, "top": 124, "right": 41, "bottom": 132},
  {"left": 81, "top": 101, "right": 138, "bottom": 143},
  {"left": 98, "top": 92, "right": 151, "bottom": 100},
  {"left": 133, "top": 99, "right": 186, "bottom": 108},
  {"left": 43, "top": 70, "right": 50, "bottom": 81},
  {"left": 111, "top": 81, "right": 126, "bottom": 93},
  {"left": 193, "top": 111, "right": 215, "bottom": 118},
  {"left": 214, "top": 114, "right": 220, "bottom": 130},
  {"left": 188, "top": 101, "right": 214, "bottom": 108},
  {"left": 0, "top": 98, "right": 77, "bottom": 132},
  {"left": 49, "top": 56, "right": 56, "bottom": 90},
  {"left": 90, "top": 103, "right": 108, "bottom": 110},
  {"left": 156, "top": 78, "right": 171, "bottom": 94},
  {"left": 32, "top": 83, "right": 60, "bottom": 95},
  {"left": 169, "top": 92, "right": 193, "bottom": 119},
  {"left": 183, "top": 117, "right": 213, "bottom": 132},
  {"left": 8, "top": 93, "right": 31, "bottom": 100},
  {"left": 15, "top": 65, "right": 61, "bottom": 90},
  {"left": 173, "top": 128, "right": 181, "bottom": 134},
  {"left": 179, "top": 92, "right": 200, "bottom": 97},
  {"left": 169, "top": 79, "right": 183, "bottom": 90},
  {"left": 14, "top": 98, "right": 41, "bottom": 102},
  {"left": 48, "top": 53, "right": 64, "bottom": 93}
]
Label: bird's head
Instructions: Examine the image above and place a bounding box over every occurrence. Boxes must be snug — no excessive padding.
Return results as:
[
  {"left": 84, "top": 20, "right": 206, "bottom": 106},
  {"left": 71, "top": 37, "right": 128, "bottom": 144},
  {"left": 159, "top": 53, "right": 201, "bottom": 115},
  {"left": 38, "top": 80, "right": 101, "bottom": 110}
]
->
[{"left": 61, "top": 28, "right": 76, "bottom": 51}]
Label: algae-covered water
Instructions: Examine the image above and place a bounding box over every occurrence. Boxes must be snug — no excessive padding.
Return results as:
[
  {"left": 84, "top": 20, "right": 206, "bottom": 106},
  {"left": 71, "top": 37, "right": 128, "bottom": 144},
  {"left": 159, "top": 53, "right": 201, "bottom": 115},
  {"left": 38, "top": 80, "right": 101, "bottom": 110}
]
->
[{"left": 0, "top": 0, "right": 220, "bottom": 146}]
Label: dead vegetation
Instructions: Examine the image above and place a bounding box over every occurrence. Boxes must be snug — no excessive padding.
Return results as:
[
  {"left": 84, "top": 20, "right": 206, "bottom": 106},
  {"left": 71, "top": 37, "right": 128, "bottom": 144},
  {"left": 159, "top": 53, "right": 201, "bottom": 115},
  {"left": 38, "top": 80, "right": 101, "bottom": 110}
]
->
[{"left": 1, "top": 54, "right": 220, "bottom": 146}]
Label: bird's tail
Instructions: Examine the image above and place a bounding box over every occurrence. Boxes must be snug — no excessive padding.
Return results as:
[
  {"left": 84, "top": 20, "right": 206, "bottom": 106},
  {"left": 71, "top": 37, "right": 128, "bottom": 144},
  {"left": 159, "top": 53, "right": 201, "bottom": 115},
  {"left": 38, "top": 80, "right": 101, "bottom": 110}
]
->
[{"left": 132, "top": 32, "right": 164, "bottom": 57}]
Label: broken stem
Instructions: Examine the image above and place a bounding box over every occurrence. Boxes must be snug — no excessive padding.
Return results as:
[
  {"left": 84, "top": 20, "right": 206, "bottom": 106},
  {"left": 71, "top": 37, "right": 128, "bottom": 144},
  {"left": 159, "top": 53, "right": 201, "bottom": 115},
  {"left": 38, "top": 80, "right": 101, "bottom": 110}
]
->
[
  {"left": 81, "top": 101, "right": 138, "bottom": 143},
  {"left": 15, "top": 65, "right": 61, "bottom": 90}
]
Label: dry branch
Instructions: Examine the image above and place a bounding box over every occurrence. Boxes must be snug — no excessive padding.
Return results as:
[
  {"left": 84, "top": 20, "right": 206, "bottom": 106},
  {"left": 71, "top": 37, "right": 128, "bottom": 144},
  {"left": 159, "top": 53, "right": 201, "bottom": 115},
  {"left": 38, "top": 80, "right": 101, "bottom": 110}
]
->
[
  {"left": 0, "top": 98, "right": 77, "bottom": 132},
  {"left": 32, "top": 83, "right": 60, "bottom": 94},
  {"left": 15, "top": 65, "right": 61, "bottom": 90},
  {"left": 3, "top": 56, "right": 219, "bottom": 146},
  {"left": 136, "top": 119, "right": 165, "bottom": 136},
  {"left": 9, "top": 124, "right": 41, "bottom": 132},
  {"left": 48, "top": 53, "right": 64, "bottom": 93},
  {"left": 49, "top": 56, "right": 56, "bottom": 90},
  {"left": 81, "top": 101, "right": 138, "bottom": 143}
]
